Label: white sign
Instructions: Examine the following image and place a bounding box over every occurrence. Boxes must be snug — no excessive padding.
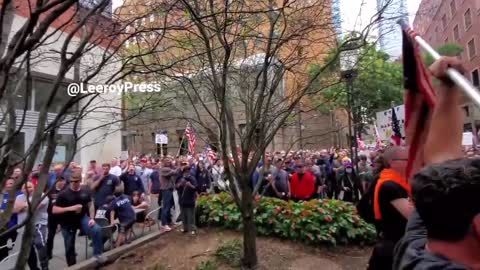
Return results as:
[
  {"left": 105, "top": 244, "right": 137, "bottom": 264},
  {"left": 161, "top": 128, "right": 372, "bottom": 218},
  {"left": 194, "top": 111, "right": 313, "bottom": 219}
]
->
[
  {"left": 120, "top": 151, "right": 129, "bottom": 160},
  {"left": 375, "top": 105, "right": 405, "bottom": 141},
  {"left": 155, "top": 133, "right": 168, "bottom": 144},
  {"left": 39, "top": 145, "right": 66, "bottom": 163},
  {"left": 462, "top": 132, "right": 474, "bottom": 146}
]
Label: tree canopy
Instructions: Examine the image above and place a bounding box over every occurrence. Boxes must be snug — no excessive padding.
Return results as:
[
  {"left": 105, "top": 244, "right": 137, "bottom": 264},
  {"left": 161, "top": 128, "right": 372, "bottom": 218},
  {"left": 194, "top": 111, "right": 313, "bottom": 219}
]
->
[{"left": 309, "top": 44, "right": 404, "bottom": 128}]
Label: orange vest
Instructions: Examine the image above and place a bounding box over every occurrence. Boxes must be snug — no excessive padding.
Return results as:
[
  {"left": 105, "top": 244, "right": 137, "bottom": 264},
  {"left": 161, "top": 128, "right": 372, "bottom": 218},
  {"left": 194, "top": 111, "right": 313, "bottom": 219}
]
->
[{"left": 373, "top": 169, "right": 412, "bottom": 220}]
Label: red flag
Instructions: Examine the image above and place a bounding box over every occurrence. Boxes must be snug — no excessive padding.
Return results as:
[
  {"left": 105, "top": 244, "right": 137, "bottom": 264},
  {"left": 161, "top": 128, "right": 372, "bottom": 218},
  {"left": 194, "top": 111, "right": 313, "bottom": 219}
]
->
[
  {"left": 184, "top": 123, "right": 196, "bottom": 155},
  {"left": 401, "top": 23, "right": 437, "bottom": 179}
]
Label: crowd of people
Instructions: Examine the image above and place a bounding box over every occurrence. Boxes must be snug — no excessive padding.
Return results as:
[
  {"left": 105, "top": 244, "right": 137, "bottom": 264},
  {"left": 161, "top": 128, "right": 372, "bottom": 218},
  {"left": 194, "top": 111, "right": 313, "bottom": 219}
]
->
[{"left": 0, "top": 57, "right": 479, "bottom": 270}]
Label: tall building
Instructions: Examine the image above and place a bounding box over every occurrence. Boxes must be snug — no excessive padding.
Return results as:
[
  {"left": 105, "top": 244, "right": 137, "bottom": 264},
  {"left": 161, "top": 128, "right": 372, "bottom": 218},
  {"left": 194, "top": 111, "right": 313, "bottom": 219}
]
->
[
  {"left": 376, "top": 0, "right": 408, "bottom": 59},
  {"left": 116, "top": 0, "right": 348, "bottom": 154},
  {"left": 413, "top": 0, "right": 480, "bottom": 135},
  {"left": 331, "top": 0, "right": 342, "bottom": 36},
  {"left": 1, "top": 0, "right": 122, "bottom": 168}
]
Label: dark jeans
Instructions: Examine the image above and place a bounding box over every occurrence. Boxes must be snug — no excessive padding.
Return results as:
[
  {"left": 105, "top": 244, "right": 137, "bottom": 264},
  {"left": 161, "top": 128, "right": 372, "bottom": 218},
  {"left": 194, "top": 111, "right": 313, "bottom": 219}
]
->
[
  {"left": 180, "top": 206, "right": 196, "bottom": 232},
  {"left": 47, "top": 217, "right": 60, "bottom": 259},
  {"left": 27, "top": 224, "right": 49, "bottom": 270},
  {"left": 160, "top": 190, "right": 174, "bottom": 226},
  {"left": 61, "top": 216, "right": 103, "bottom": 266},
  {"left": 367, "top": 239, "right": 395, "bottom": 270},
  {"left": 0, "top": 230, "right": 17, "bottom": 262}
]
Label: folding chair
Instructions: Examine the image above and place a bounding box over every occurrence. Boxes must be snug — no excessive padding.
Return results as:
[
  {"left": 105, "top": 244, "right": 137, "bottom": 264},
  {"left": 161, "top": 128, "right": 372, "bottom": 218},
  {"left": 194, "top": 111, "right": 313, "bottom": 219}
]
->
[
  {"left": 142, "top": 206, "right": 162, "bottom": 235},
  {"left": 0, "top": 239, "right": 18, "bottom": 268}
]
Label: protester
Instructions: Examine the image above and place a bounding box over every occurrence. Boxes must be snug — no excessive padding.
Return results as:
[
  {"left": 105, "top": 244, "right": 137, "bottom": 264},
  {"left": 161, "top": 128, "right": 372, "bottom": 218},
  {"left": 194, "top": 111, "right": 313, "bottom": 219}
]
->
[
  {"left": 131, "top": 191, "right": 149, "bottom": 223},
  {"left": 120, "top": 164, "right": 145, "bottom": 196},
  {"left": 176, "top": 167, "right": 198, "bottom": 234},
  {"left": 46, "top": 176, "right": 66, "bottom": 260},
  {"left": 136, "top": 158, "right": 152, "bottom": 195},
  {"left": 52, "top": 172, "right": 105, "bottom": 266},
  {"left": 195, "top": 160, "right": 211, "bottom": 195},
  {"left": 109, "top": 159, "right": 122, "bottom": 177},
  {"left": 358, "top": 154, "right": 374, "bottom": 193},
  {"left": 336, "top": 162, "right": 362, "bottom": 202},
  {"left": 11, "top": 167, "right": 22, "bottom": 181},
  {"left": 394, "top": 57, "right": 479, "bottom": 269},
  {"left": 367, "top": 146, "right": 413, "bottom": 270},
  {"left": 16, "top": 181, "right": 49, "bottom": 270},
  {"left": 48, "top": 164, "right": 64, "bottom": 189},
  {"left": 91, "top": 163, "right": 121, "bottom": 210},
  {"left": 159, "top": 157, "right": 177, "bottom": 232},
  {"left": 211, "top": 159, "right": 225, "bottom": 193},
  {"left": 268, "top": 159, "right": 290, "bottom": 200},
  {"left": 289, "top": 161, "right": 316, "bottom": 201},
  {"left": 0, "top": 178, "right": 24, "bottom": 262},
  {"left": 110, "top": 193, "right": 136, "bottom": 247}
]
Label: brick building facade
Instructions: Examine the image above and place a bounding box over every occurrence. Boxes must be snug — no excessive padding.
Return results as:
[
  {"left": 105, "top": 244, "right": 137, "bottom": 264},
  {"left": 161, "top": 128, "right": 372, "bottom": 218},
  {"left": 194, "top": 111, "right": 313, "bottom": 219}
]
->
[
  {"left": 115, "top": 0, "right": 349, "bottom": 156},
  {"left": 414, "top": 0, "right": 480, "bottom": 135}
]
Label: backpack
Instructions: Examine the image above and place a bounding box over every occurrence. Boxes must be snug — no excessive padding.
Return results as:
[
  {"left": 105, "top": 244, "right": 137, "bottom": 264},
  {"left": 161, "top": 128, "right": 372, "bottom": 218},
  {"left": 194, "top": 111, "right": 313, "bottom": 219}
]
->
[{"left": 356, "top": 178, "right": 378, "bottom": 224}]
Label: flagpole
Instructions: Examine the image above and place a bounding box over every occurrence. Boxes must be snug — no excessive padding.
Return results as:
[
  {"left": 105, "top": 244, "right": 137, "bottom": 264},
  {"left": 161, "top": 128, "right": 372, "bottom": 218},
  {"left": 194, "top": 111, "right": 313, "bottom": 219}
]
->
[
  {"left": 177, "top": 135, "right": 186, "bottom": 157},
  {"left": 398, "top": 19, "right": 480, "bottom": 109}
]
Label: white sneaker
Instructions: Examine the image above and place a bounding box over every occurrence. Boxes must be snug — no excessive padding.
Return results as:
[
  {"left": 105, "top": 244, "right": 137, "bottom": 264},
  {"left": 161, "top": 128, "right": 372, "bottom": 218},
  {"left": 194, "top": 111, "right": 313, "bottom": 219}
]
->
[
  {"left": 161, "top": 225, "right": 172, "bottom": 232},
  {"left": 95, "top": 255, "right": 107, "bottom": 264}
]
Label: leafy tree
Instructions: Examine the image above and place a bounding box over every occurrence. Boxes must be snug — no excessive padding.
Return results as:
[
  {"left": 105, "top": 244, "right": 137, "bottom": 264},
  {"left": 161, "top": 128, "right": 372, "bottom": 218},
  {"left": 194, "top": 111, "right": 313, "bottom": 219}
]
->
[
  {"left": 310, "top": 45, "right": 404, "bottom": 134},
  {"left": 424, "top": 43, "right": 463, "bottom": 66}
]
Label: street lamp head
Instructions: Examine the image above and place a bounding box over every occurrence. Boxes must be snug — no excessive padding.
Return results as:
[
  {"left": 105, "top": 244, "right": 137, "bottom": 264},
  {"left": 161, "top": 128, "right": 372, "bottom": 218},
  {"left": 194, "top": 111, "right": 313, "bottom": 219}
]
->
[{"left": 339, "top": 47, "right": 360, "bottom": 73}]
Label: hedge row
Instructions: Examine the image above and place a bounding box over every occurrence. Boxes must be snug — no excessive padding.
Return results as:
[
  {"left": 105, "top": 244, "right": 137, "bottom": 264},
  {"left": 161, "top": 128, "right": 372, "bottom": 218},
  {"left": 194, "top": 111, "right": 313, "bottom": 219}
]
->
[{"left": 196, "top": 193, "right": 377, "bottom": 246}]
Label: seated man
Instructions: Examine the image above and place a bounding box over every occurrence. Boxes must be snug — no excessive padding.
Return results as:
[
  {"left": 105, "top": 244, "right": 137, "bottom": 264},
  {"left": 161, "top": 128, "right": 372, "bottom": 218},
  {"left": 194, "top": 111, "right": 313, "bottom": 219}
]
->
[
  {"left": 393, "top": 58, "right": 479, "bottom": 269},
  {"left": 110, "top": 194, "right": 136, "bottom": 247}
]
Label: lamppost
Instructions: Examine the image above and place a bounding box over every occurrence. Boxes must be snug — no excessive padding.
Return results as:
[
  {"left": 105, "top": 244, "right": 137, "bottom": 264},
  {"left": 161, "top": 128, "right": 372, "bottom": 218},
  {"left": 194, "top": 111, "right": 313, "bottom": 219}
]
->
[{"left": 339, "top": 42, "right": 360, "bottom": 166}]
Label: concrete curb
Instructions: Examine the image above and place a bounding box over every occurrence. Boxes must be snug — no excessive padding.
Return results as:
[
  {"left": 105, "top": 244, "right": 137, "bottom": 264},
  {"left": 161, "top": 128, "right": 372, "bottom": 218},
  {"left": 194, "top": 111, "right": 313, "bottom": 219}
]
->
[{"left": 66, "top": 228, "right": 174, "bottom": 270}]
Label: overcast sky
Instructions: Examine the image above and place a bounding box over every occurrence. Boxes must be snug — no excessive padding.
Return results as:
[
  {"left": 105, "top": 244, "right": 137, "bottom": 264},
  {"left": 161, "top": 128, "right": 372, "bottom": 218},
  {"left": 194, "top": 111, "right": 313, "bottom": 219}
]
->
[{"left": 339, "top": 0, "right": 421, "bottom": 32}]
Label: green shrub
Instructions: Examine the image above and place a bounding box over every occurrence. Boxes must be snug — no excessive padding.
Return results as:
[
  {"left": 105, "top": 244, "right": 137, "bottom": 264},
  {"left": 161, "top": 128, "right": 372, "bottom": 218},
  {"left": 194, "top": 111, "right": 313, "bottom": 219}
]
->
[
  {"left": 196, "top": 260, "right": 218, "bottom": 270},
  {"left": 196, "top": 193, "right": 376, "bottom": 246},
  {"left": 214, "top": 239, "right": 242, "bottom": 267}
]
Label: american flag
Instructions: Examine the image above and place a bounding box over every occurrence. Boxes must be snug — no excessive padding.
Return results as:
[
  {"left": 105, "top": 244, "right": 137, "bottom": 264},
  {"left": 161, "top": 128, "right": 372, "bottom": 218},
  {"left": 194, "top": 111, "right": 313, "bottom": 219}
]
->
[
  {"left": 390, "top": 107, "right": 402, "bottom": 146},
  {"left": 184, "top": 122, "right": 196, "bottom": 155},
  {"left": 203, "top": 144, "right": 217, "bottom": 161},
  {"left": 400, "top": 20, "right": 436, "bottom": 179}
]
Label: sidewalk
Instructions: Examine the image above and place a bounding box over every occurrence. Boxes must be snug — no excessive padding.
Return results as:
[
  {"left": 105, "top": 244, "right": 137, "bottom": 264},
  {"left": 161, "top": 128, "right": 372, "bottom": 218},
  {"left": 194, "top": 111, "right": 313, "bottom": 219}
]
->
[{"left": 0, "top": 223, "right": 157, "bottom": 270}]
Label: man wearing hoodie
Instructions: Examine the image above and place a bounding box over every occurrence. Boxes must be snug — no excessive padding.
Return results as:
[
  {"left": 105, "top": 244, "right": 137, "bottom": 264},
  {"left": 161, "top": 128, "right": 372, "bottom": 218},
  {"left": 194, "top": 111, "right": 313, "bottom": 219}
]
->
[{"left": 394, "top": 58, "right": 479, "bottom": 270}]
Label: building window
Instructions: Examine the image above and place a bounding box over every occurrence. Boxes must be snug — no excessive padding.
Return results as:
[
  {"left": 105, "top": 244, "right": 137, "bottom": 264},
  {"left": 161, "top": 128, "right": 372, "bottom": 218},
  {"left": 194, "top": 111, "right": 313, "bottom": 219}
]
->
[
  {"left": 441, "top": 14, "right": 447, "bottom": 29},
  {"left": 464, "top": 8, "right": 471, "bottom": 29},
  {"left": 0, "top": 131, "right": 25, "bottom": 161},
  {"left": 468, "top": 38, "right": 476, "bottom": 59},
  {"left": 453, "top": 24, "right": 459, "bottom": 40},
  {"left": 149, "top": 14, "right": 155, "bottom": 23},
  {"left": 463, "top": 106, "right": 470, "bottom": 117},
  {"left": 450, "top": 0, "right": 456, "bottom": 15},
  {"left": 472, "top": 69, "right": 480, "bottom": 87}
]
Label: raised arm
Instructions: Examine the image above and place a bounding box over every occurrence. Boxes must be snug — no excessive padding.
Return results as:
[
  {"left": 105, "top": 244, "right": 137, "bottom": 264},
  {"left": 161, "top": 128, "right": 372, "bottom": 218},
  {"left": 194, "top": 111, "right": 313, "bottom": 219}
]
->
[{"left": 424, "top": 57, "right": 465, "bottom": 165}]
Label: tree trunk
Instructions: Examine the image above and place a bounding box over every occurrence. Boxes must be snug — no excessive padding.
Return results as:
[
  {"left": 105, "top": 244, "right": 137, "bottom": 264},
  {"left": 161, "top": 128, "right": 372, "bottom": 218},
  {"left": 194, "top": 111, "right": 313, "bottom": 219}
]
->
[{"left": 240, "top": 186, "right": 257, "bottom": 269}]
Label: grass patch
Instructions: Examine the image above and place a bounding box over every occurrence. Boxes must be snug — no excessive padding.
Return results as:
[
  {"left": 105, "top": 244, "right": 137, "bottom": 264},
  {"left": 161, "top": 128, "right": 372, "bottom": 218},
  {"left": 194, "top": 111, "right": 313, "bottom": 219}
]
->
[
  {"left": 215, "top": 239, "right": 243, "bottom": 267},
  {"left": 196, "top": 260, "right": 218, "bottom": 270}
]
